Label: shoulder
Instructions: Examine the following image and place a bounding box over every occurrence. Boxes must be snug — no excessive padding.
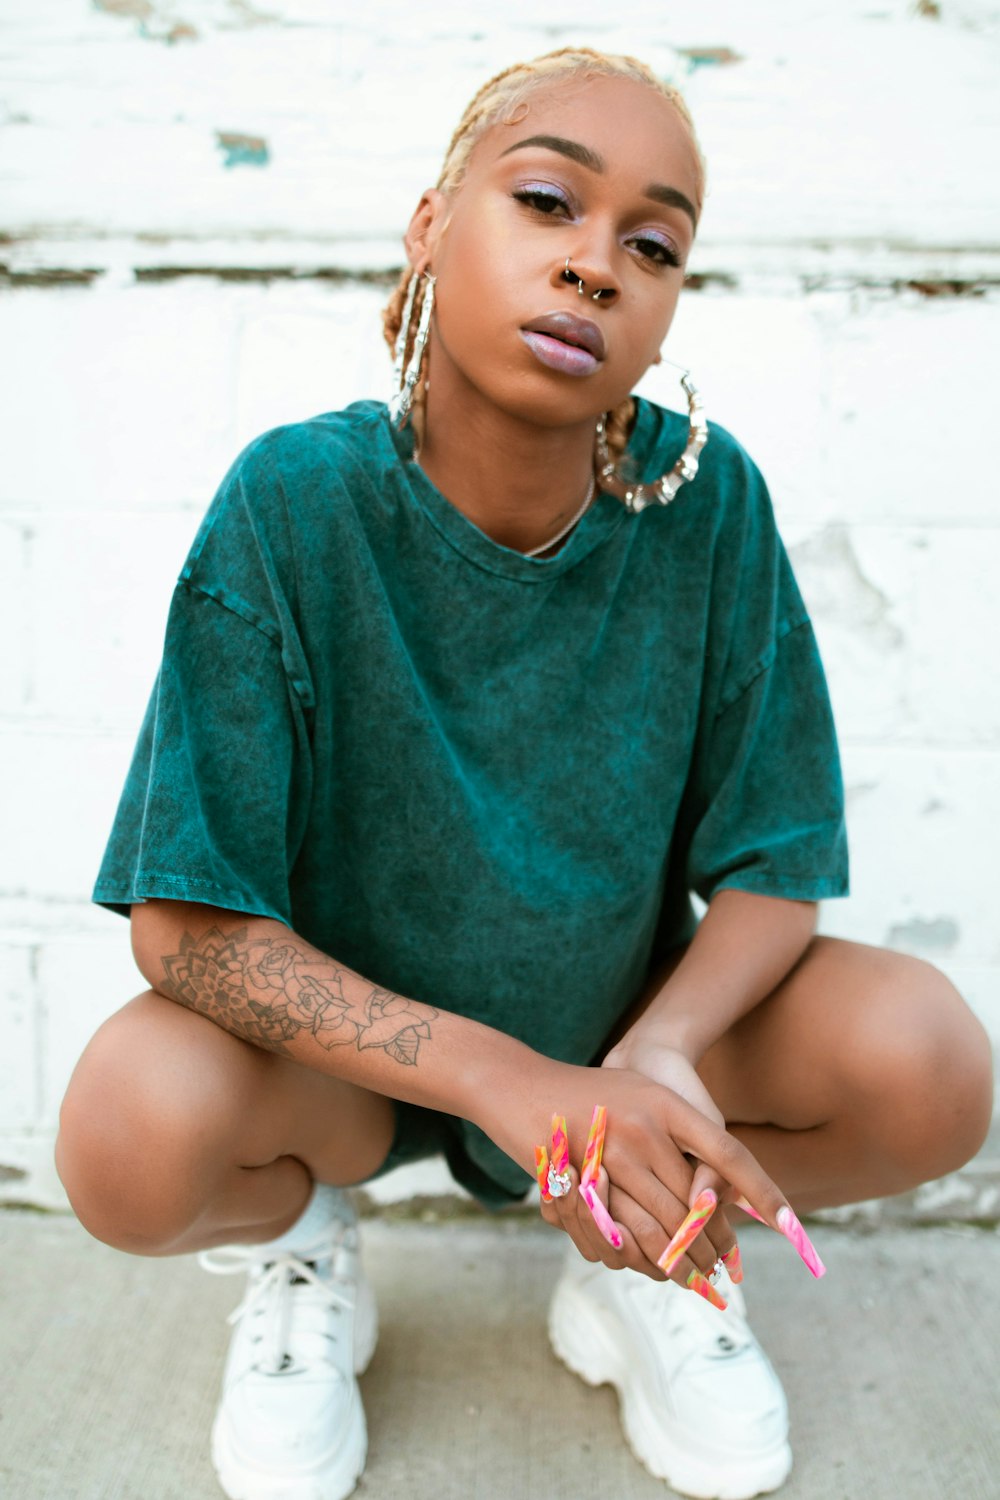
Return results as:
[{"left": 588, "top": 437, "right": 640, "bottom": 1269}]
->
[
  {"left": 226, "top": 399, "right": 391, "bottom": 501},
  {"left": 182, "top": 401, "right": 392, "bottom": 579}
]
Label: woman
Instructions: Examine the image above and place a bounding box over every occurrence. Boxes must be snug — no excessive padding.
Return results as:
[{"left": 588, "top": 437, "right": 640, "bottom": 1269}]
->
[{"left": 56, "top": 47, "right": 993, "bottom": 1500}]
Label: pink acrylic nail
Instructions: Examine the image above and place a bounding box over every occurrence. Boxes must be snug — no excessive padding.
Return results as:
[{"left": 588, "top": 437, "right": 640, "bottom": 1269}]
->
[
  {"left": 720, "top": 1244, "right": 744, "bottom": 1284},
  {"left": 534, "top": 1144, "right": 553, "bottom": 1203},
  {"left": 655, "top": 1188, "right": 718, "bottom": 1277},
  {"left": 776, "top": 1205, "right": 827, "bottom": 1279},
  {"left": 686, "top": 1269, "right": 728, "bottom": 1311},
  {"left": 734, "top": 1196, "right": 768, "bottom": 1226},
  {"left": 580, "top": 1181, "right": 623, "bottom": 1250}
]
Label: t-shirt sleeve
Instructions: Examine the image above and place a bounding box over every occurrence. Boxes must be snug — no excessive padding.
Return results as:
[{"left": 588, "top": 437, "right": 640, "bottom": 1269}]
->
[
  {"left": 680, "top": 439, "right": 849, "bottom": 904},
  {"left": 92, "top": 579, "right": 314, "bottom": 925},
  {"left": 684, "top": 614, "right": 849, "bottom": 902}
]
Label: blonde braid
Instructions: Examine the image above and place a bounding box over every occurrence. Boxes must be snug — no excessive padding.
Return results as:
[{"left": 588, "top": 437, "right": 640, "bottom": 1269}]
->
[
  {"left": 383, "top": 47, "right": 704, "bottom": 462},
  {"left": 383, "top": 265, "right": 431, "bottom": 449}
]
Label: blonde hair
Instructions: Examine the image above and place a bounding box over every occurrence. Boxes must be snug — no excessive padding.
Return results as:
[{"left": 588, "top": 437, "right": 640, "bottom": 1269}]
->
[{"left": 382, "top": 47, "right": 704, "bottom": 458}]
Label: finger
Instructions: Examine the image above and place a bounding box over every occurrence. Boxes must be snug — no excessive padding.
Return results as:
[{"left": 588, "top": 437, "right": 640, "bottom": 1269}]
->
[
  {"left": 579, "top": 1178, "right": 623, "bottom": 1251},
  {"left": 687, "top": 1166, "right": 743, "bottom": 1281},
  {"left": 668, "top": 1101, "right": 790, "bottom": 1229},
  {"left": 608, "top": 1185, "right": 724, "bottom": 1296}
]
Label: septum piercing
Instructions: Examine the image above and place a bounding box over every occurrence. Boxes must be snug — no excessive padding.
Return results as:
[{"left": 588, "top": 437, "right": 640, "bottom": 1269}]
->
[{"left": 564, "top": 256, "right": 603, "bottom": 302}]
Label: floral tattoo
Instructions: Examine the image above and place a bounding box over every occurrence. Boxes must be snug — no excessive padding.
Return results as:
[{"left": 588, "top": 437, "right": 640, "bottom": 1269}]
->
[{"left": 159, "top": 925, "right": 436, "bottom": 1065}]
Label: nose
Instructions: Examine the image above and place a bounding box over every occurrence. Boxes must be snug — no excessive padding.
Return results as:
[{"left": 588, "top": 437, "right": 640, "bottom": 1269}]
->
[{"left": 558, "top": 254, "right": 620, "bottom": 308}]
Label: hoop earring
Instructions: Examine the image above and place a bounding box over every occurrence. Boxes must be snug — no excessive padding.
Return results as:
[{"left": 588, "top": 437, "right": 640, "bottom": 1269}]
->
[
  {"left": 389, "top": 272, "right": 436, "bottom": 426},
  {"left": 595, "top": 364, "right": 708, "bottom": 514}
]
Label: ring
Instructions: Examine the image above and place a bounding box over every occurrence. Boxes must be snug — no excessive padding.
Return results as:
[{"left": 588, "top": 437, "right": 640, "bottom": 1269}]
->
[
  {"left": 547, "top": 1164, "right": 572, "bottom": 1199},
  {"left": 709, "top": 1258, "right": 725, "bottom": 1285}
]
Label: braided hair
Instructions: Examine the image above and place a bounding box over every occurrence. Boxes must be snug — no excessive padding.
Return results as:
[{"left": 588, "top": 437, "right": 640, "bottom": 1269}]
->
[{"left": 382, "top": 47, "right": 705, "bottom": 459}]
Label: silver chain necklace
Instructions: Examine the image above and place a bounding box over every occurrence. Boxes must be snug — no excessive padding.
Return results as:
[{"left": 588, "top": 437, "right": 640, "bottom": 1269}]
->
[{"left": 523, "top": 473, "right": 596, "bottom": 558}]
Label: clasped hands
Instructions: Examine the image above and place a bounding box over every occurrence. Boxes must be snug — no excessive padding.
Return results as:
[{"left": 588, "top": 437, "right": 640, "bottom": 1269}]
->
[{"left": 533, "top": 1044, "right": 825, "bottom": 1299}]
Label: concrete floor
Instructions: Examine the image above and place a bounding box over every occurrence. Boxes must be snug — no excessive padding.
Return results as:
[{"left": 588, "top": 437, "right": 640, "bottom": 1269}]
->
[{"left": 2, "top": 1208, "right": 999, "bottom": 1500}]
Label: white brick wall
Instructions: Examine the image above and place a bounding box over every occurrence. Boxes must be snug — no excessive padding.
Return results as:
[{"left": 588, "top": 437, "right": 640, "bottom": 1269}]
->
[{"left": 2, "top": 0, "right": 998, "bottom": 1205}]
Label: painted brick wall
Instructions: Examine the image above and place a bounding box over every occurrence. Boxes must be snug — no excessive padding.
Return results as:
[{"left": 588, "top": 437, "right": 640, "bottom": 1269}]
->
[{"left": 2, "top": 0, "right": 998, "bottom": 1207}]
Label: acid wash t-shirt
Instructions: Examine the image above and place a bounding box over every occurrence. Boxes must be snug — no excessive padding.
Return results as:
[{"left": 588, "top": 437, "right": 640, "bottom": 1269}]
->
[{"left": 94, "top": 396, "right": 848, "bottom": 1198}]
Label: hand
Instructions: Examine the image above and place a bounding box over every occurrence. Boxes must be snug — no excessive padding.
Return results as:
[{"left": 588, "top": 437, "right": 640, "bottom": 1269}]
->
[
  {"left": 602, "top": 1034, "right": 739, "bottom": 1284},
  {"left": 482, "top": 1056, "right": 785, "bottom": 1286}
]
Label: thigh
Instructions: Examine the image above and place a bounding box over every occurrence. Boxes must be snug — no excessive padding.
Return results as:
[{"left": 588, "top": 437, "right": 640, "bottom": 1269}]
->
[{"left": 696, "top": 936, "right": 990, "bottom": 1132}]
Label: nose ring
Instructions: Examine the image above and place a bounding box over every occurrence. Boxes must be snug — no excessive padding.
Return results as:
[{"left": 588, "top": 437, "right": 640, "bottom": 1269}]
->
[
  {"left": 564, "top": 256, "right": 585, "bottom": 296},
  {"left": 564, "top": 256, "right": 606, "bottom": 302}
]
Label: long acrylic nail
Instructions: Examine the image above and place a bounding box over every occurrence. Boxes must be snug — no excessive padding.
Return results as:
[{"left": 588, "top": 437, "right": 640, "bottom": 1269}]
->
[
  {"left": 534, "top": 1144, "right": 553, "bottom": 1202},
  {"left": 734, "top": 1196, "right": 768, "bottom": 1226},
  {"left": 720, "top": 1244, "right": 744, "bottom": 1284},
  {"left": 580, "top": 1181, "right": 623, "bottom": 1250},
  {"left": 776, "top": 1205, "right": 827, "bottom": 1278},
  {"left": 580, "top": 1104, "right": 607, "bottom": 1189},
  {"left": 686, "top": 1269, "right": 728, "bottom": 1311},
  {"left": 656, "top": 1189, "right": 718, "bottom": 1276},
  {"left": 550, "top": 1115, "right": 570, "bottom": 1176}
]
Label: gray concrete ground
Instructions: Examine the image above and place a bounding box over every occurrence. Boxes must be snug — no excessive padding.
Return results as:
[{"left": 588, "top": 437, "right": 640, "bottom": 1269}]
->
[{"left": 2, "top": 1207, "right": 999, "bottom": 1500}]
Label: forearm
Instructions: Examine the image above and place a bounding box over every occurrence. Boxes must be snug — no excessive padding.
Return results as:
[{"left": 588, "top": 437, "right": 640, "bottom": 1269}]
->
[
  {"left": 610, "top": 889, "right": 817, "bottom": 1065},
  {"left": 130, "top": 899, "right": 542, "bottom": 1146}
]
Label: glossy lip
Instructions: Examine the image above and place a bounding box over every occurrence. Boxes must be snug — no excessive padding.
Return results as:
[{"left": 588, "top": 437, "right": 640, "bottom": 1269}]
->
[
  {"left": 520, "top": 331, "right": 599, "bottom": 377},
  {"left": 521, "top": 310, "right": 606, "bottom": 361}
]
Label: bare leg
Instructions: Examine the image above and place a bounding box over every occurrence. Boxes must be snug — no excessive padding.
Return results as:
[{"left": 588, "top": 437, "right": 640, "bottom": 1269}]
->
[
  {"left": 56, "top": 989, "right": 396, "bottom": 1256},
  {"left": 654, "top": 937, "right": 993, "bottom": 1214}
]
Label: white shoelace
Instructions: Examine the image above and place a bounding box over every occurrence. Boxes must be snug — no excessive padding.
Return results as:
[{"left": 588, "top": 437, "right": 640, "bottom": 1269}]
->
[{"left": 200, "top": 1239, "right": 355, "bottom": 1375}]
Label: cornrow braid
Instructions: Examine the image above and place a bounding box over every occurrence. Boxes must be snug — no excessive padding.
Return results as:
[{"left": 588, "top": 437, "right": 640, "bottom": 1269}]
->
[{"left": 383, "top": 46, "right": 704, "bottom": 464}]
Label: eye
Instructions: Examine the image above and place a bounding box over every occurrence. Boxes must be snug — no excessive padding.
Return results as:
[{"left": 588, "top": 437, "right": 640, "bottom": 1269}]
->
[
  {"left": 512, "top": 182, "right": 572, "bottom": 217},
  {"left": 628, "top": 232, "right": 682, "bottom": 269}
]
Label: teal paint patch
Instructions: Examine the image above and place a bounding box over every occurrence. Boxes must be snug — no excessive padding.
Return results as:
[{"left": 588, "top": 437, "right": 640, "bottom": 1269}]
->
[{"left": 216, "top": 132, "right": 270, "bottom": 168}]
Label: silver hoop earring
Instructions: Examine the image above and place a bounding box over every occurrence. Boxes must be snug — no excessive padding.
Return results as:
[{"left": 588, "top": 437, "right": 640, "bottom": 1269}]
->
[
  {"left": 595, "top": 364, "right": 708, "bottom": 514},
  {"left": 389, "top": 271, "right": 436, "bottom": 426}
]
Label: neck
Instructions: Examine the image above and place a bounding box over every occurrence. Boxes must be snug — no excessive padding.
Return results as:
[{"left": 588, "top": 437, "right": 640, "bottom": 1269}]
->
[{"left": 417, "top": 381, "right": 597, "bottom": 557}]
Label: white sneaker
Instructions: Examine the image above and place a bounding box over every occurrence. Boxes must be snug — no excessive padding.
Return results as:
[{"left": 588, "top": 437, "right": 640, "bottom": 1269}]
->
[
  {"left": 549, "top": 1251, "right": 791, "bottom": 1500},
  {"left": 199, "top": 1205, "right": 378, "bottom": 1500}
]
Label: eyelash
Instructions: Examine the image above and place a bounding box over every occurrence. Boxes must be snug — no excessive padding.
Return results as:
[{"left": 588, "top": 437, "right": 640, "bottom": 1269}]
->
[{"left": 511, "top": 184, "right": 682, "bottom": 270}]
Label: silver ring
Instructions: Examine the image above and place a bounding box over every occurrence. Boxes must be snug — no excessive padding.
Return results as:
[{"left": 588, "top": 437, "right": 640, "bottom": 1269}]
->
[
  {"left": 709, "top": 1258, "right": 725, "bottom": 1285},
  {"left": 547, "top": 1164, "right": 572, "bottom": 1199}
]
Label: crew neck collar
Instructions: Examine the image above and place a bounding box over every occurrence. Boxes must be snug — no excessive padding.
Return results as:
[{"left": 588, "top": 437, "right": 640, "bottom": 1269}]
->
[{"left": 378, "top": 401, "right": 663, "bottom": 583}]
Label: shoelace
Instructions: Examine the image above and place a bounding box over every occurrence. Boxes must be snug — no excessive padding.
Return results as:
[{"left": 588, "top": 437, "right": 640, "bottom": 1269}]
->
[
  {"left": 638, "top": 1276, "right": 755, "bottom": 1360},
  {"left": 199, "top": 1238, "right": 355, "bottom": 1375}
]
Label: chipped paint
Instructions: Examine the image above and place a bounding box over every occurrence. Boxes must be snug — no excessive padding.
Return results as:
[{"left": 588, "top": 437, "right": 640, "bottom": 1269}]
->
[
  {"left": 0, "top": 266, "right": 104, "bottom": 287},
  {"left": 676, "top": 46, "right": 744, "bottom": 67},
  {"left": 789, "top": 525, "right": 904, "bottom": 650},
  {"left": 887, "top": 915, "right": 961, "bottom": 951},
  {"left": 92, "top": 0, "right": 154, "bottom": 17},
  {"left": 132, "top": 263, "right": 396, "bottom": 284},
  {"left": 215, "top": 131, "right": 270, "bottom": 168}
]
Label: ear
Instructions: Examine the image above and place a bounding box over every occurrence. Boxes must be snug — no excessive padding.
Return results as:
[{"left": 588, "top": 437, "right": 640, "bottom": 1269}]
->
[{"left": 404, "top": 188, "right": 449, "bottom": 273}]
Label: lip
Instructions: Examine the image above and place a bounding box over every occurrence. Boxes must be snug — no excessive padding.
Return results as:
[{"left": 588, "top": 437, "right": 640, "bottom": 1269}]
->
[{"left": 522, "top": 311, "right": 606, "bottom": 361}]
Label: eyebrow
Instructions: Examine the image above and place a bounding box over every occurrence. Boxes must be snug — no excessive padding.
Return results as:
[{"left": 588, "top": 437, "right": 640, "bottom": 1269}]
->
[{"left": 498, "top": 133, "right": 699, "bottom": 229}]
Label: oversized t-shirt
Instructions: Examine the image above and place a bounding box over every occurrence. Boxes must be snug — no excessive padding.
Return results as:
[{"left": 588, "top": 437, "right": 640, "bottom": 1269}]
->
[{"left": 93, "top": 396, "right": 848, "bottom": 1196}]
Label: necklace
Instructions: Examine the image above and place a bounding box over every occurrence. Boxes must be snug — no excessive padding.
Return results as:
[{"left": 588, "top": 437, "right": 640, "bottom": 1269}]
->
[{"left": 523, "top": 473, "right": 596, "bottom": 558}]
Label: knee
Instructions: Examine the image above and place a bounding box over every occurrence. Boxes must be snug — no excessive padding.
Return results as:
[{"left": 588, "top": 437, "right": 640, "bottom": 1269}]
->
[
  {"left": 850, "top": 954, "right": 994, "bottom": 1185},
  {"left": 56, "top": 992, "right": 244, "bottom": 1254}
]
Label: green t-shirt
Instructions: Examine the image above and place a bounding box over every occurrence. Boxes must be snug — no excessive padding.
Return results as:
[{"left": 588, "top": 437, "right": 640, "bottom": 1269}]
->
[{"left": 94, "top": 397, "right": 848, "bottom": 1194}]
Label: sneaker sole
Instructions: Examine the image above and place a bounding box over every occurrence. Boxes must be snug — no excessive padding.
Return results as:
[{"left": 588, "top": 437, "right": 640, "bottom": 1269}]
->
[
  {"left": 211, "top": 1273, "right": 379, "bottom": 1500},
  {"left": 548, "top": 1273, "right": 792, "bottom": 1500}
]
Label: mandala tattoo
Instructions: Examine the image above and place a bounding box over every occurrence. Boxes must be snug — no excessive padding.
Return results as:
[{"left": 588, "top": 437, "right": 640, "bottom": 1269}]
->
[{"left": 159, "top": 926, "right": 436, "bottom": 1065}]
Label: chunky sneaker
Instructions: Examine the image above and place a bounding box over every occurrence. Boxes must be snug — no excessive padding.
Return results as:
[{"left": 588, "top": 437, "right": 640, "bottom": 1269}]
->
[
  {"left": 199, "top": 1204, "right": 378, "bottom": 1500},
  {"left": 549, "top": 1251, "right": 791, "bottom": 1500}
]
